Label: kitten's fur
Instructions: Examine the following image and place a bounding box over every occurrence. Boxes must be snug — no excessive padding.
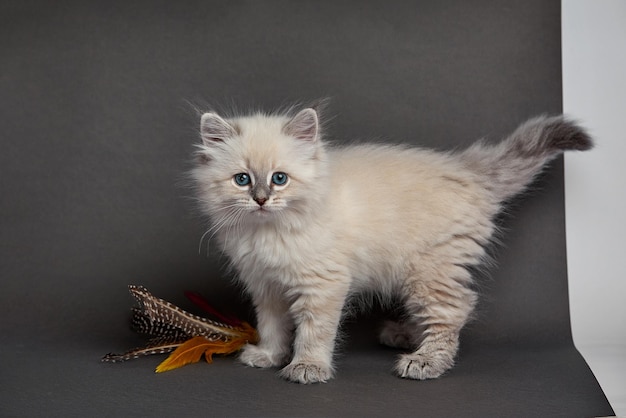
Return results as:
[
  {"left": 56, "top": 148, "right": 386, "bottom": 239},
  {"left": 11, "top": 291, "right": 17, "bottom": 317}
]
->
[{"left": 192, "top": 107, "right": 591, "bottom": 384}]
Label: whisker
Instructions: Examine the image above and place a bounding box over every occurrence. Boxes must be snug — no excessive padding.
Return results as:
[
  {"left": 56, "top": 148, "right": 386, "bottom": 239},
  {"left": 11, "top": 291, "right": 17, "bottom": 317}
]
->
[
  {"left": 221, "top": 207, "right": 247, "bottom": 256},
  {"left": 197, "top": 202, "right": 247, "bottom": 255},
  {"left": 198, "top": 227, "right": 212, "bottom": 255}
]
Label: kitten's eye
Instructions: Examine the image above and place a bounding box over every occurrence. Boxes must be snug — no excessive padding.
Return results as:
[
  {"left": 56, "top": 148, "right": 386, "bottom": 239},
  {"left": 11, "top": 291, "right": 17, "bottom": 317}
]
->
[
  {"left": 233, "top": 173, "right": 251, "bottom": 186},
  {"left": 271, "top": 172, "right": 288, "bottom": 186}
]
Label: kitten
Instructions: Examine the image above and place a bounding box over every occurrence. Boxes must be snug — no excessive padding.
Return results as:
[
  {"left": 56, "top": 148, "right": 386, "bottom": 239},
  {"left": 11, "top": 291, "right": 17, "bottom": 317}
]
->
[{"left": 191, "top": 106, "right": 591, "bottom": 384}]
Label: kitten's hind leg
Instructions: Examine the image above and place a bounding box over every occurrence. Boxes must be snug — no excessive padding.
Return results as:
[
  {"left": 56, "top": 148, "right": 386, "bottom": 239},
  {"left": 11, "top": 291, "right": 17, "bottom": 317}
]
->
[
  {"left": 379, "top": 320, "right": 412, "bottom": 349},
  {"left": 379, "top": 320, "right": 422, "bottom": 350},
  {"left": 395, "top": 264, "right": 476, "bottom": 380}
]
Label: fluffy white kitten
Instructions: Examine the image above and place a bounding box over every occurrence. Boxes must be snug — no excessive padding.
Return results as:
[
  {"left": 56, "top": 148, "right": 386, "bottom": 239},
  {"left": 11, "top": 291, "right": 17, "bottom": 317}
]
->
[{"left": 192, "top": 107, "right": 591, "bottom": 384}]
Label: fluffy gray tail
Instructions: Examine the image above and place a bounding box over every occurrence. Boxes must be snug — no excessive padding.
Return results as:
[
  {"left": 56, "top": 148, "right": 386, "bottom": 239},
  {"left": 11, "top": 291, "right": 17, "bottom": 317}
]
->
[{"left": 460, "top": 115, "right": 593, "bottom": 202}]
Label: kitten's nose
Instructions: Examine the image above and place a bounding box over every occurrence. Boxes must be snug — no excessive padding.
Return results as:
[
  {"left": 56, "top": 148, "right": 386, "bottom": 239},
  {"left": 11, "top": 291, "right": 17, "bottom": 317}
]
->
[{"left": 254, "top": 197, "right": 267, "bottom": 206}]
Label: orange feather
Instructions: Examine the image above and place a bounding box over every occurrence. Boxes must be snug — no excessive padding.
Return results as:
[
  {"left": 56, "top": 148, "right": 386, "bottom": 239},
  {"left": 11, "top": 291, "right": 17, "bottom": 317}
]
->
[{"left": 155, "top": 322, "right": 258, "bottom": 373}]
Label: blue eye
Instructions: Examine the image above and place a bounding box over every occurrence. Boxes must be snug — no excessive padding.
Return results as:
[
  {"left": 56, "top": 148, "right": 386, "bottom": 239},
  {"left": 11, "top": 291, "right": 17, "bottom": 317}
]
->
[
  {"left": 234, "top": 173, "right": 251, "bottom": 186},
  {"left": 271, "top": 172, "right": 288, "bottom": 186}
]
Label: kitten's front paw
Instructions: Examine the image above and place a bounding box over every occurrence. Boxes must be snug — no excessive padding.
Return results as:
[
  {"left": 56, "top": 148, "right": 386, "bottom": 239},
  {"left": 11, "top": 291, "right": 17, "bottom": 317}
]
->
[
  {"left": 394, "top": 349, "right": 455, "bottom": 380},
  {"left": 280, "top": 362, "right": 333, "bottom": 384},
  {"left": 239, "top": 344, "right": 287, "bottom": 369}
]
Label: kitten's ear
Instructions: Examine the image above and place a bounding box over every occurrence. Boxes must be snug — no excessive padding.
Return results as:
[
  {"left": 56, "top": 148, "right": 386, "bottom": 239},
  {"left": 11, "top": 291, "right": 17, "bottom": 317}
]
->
[
  {"left": 284, "top": 108, "right": 319, "bottom": 142},
  {"left": 200, "top": 113, "right": 237, "bottom": 145}
]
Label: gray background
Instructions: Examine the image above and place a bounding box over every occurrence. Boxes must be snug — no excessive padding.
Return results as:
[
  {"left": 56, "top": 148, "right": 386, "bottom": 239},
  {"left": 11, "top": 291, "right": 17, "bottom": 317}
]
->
[{"left": 0, "top": 1, "right": 613, "bottom": 416}]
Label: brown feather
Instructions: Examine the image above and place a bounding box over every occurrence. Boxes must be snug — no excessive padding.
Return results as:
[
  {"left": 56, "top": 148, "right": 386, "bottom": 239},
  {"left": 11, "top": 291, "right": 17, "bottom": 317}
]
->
[{"left": 128, "top": 285, "right": 242, "bottom": 338}]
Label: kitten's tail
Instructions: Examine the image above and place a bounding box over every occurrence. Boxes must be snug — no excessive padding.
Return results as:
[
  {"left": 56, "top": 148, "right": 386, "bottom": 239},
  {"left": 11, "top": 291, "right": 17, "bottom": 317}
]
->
[{"left": 460, "top": 115, "right": 593, "bottom": 202}]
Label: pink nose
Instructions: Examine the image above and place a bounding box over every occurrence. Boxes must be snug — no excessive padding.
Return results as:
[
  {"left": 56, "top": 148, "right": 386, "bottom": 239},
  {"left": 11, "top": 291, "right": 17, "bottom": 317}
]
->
[{"left": 254, "top": 197, "right": 267, "bottom": 206}]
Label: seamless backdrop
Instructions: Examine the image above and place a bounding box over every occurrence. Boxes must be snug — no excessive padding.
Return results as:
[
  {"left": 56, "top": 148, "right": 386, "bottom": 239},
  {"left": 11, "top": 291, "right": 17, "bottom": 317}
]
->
[{"left": 0, "top": 1, "right": 613, "bottom": 416}]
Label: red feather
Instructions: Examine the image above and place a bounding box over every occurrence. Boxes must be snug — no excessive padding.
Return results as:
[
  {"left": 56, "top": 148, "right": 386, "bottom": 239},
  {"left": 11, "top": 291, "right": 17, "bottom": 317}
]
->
[{"left": 184, "top": 291, "right": 242, "bottom": 327}]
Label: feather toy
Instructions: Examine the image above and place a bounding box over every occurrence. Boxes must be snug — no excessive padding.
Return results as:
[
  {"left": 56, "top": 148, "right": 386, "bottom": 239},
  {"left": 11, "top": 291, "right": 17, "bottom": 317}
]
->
[{"left": 102, "top": 285, "right": 257, "bottom": 372}]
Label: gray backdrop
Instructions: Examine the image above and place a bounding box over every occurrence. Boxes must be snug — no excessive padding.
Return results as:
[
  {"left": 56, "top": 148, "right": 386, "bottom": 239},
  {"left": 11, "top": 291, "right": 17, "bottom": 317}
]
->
[{"left": 0, "top": 1, "right": 614, "bottom": 416}]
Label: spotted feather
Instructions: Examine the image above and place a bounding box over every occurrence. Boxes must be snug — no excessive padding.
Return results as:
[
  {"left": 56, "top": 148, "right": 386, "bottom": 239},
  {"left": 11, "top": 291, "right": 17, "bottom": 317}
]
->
[{"left": 102, "top": 285, "right": 257, "bottom": 370}]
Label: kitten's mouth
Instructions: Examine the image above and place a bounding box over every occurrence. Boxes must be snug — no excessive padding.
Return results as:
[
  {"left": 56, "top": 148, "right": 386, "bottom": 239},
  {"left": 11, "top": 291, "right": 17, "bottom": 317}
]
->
[{"left": 251, "top": 206, "right": 281, "bottom": 220}]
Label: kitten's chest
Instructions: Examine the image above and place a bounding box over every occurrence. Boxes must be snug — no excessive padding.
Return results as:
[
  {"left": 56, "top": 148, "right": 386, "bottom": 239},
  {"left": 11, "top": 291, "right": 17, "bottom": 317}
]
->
[{"left": 225, "top": 227, "right": 318, "bottom": 278}]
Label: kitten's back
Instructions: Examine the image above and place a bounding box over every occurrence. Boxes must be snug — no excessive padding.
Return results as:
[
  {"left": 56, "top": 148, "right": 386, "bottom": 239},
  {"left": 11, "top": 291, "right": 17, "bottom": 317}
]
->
[{"left": 325, "top": 144, "right": 494, "bottom": 260}]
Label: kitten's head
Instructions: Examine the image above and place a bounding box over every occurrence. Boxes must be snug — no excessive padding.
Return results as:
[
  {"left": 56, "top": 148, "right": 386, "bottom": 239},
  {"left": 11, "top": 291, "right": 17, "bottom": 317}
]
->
[{"left": 192, "top": 108, "right": 328, "bottom": 233}]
